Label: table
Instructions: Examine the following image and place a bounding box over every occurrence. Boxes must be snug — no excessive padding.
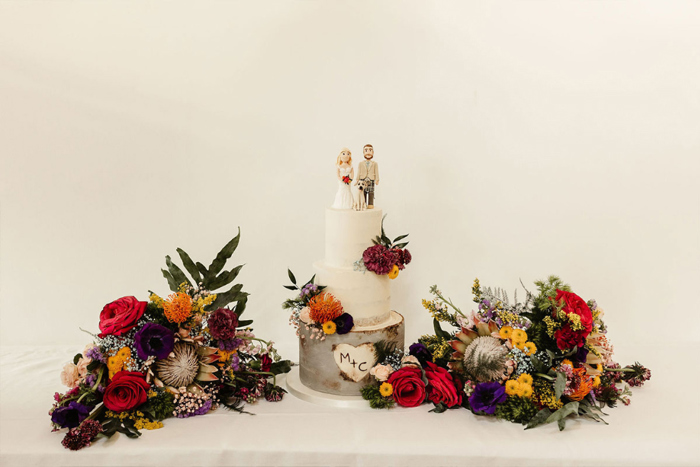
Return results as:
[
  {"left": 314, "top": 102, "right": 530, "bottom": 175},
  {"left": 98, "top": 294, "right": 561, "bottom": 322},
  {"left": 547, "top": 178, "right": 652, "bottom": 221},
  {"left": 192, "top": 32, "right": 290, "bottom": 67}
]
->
[{"left": 0, "top": 345, "right": 695, "bottom": 466}]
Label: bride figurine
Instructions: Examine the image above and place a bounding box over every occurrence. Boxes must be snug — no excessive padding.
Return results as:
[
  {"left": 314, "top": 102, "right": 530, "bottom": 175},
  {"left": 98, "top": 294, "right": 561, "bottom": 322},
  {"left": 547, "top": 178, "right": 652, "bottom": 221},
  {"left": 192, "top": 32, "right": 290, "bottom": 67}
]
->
[{"left": 332, "top": 148, "right": 354, "bottom": 209}]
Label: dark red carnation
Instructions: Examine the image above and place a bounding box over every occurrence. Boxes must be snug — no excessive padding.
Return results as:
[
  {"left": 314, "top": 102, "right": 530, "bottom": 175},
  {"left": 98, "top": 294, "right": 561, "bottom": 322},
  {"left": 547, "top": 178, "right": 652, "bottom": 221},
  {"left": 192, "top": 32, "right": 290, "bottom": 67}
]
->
[
  {"left": 98, "top": 296, "right": 147, "bottom": 338},
  {"left": 425, "top": 362, "right": 462, "bottom": 407},
  {"left": 363, "top": 245, "right": 398, "bottom": 275},
  {"left": 387, "top": 366, "right": 426, "bottom": 408},
  {"left": 208, "top": 308, "right": 239, "bottom": 341},
  {"left": 102, "top": 371, "right": 150, "bottom": 413},
  {"left": 260, "top": 354, "right": 272, "bottom": 372},
  {"left": 554, "top": 324, "right": 587, "bottom": 350}
]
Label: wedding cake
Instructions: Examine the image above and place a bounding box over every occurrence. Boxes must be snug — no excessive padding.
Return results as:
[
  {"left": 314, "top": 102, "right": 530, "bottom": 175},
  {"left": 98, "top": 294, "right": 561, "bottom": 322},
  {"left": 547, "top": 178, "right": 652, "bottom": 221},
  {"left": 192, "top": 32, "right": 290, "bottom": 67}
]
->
[{"left": 284, "top": 145, "right": 410, "bottom": 399}]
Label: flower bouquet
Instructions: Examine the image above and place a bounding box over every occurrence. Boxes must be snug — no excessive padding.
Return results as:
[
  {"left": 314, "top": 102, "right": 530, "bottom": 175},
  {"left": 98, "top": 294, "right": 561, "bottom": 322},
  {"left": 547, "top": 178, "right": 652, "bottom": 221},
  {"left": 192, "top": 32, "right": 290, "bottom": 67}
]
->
[
  {"left": 362, "top": 276, "right": 650, "bottom": 430},
  {"left": 342, "top": 175, "right": 351, "bottom": 185},
  {"left": 283, "top": 270, "right": 354, "bottom": 338},
  {"left": 49, "top": 231, "right": 291, "bottom": 450},
  {"left": 357, "top": 216, "right": 411, "bottom": 280}
]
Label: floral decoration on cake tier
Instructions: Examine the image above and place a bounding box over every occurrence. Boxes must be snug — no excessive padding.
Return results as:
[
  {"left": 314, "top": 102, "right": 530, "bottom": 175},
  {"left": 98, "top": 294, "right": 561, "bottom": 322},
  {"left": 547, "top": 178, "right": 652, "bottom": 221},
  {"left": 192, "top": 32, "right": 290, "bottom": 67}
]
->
[
  {"left": 49, "top": 231, "right": 291, "bottom": 451},
  {"left": 361, "top": 276, "right": 651, "bottom": 430}
]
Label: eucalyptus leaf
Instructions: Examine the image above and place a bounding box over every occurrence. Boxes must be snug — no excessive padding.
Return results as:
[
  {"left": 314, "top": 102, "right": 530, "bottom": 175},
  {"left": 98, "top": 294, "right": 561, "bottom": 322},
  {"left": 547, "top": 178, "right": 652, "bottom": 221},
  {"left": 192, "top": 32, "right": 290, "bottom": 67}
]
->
[
  {"left": 176, "top": 248, "right": 202, "bottom": 285},
  {"left": 554, "top": 372, "right": 567, "bottom": 399},
  {"left": 545, "top": 401, "right": 579, "bottom": 428},
  {"left": 525, "top": 408, "right": 552, "bottom": 430},
  {"left": 207, "top": 229, "right": 241, "bottom": 279},
  {"left": 557, "top": 419, "right": 566, "bottom": 431}
]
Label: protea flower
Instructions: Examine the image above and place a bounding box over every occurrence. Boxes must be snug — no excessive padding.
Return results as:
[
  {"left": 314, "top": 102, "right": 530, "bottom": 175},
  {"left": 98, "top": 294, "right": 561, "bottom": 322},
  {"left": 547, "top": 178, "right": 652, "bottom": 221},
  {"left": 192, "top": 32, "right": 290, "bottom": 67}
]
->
[
  {"left": 153, "top": 342, "right": 220, "bottom": 388},
  {"left": 448, "top": 321, "right": 509, "bottom": 382}
]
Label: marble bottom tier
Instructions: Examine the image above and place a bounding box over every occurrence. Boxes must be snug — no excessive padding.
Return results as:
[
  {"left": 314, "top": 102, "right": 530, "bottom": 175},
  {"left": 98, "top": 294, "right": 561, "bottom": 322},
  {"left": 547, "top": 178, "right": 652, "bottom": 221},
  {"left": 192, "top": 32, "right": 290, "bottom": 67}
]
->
[{"left": 298, "top": 311, "right": 404, "bottom": 396}]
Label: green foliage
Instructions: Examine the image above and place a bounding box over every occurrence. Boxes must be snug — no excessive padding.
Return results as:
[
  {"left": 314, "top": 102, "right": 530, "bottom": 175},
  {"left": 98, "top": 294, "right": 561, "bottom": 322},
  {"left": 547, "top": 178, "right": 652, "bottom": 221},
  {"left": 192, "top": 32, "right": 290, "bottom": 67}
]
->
[
  {"left": 282, "top": 269, "right": 327, "bottom": 308},
  {"left": 102, "top": 416, "right": 142, "bottom": 439},
  {"left": 495, "top": 396, "right": 539, "bottom": 425},
  {"left": 525, "top": 401, "right": 579, "bottom": 431},
  {"left": 140, "top": 390, "right": 175, "bottom": 421},
  {"left": 372, "top": 215, "right": 410, "bottom": 249},
  {"left": 532, "top": 275, "right": 571, "bottom": 312},
  {"left": 373, "top": 340, "right": 398, "bottom": 364},
  {"left": 161, "top": 230, "right": 249, "bottom": 315},
  {"left": 361, "top": 385, "right": 395, "bottom": 409},
  {"left": 269, "top": 360, "right": 292, "bottom": 375}
]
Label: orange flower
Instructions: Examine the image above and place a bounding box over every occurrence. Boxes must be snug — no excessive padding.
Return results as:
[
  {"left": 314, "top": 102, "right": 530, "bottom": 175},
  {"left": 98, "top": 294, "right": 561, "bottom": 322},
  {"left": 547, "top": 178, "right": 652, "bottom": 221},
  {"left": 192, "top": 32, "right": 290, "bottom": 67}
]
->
[
  {"left": 567, "top": 367, "right": 594, "bottom": 401},
  {"left": 163, "top": 292, "right": 193, "bottom": 324},
  {"left": 308, "top": 293, "right": 343, "bottom": 323}
]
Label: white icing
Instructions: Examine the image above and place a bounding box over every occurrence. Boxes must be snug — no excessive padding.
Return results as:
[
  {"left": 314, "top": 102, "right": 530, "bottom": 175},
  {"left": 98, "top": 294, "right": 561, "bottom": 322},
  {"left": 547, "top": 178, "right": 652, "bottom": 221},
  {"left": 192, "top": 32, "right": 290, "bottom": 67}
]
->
[
  {"left": 313, "top": 260, "right": 391, "bottom": 326},
  {"left": 324, "top": 208, "right": 383, "bottom": 268}
]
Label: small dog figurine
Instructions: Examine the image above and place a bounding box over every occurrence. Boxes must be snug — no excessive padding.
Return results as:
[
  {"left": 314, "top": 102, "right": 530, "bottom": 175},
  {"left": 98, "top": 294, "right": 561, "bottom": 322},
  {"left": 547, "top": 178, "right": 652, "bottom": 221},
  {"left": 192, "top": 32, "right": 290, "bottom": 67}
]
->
[{"left": 353, "top": 179, "right": 369, "bottom": 211}]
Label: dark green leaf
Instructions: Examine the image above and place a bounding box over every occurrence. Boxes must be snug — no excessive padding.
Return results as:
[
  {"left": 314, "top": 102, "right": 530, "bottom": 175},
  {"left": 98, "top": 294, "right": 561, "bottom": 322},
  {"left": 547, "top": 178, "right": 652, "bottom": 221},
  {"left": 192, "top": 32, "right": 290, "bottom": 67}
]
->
[
  {"left": 87, "top": 360, "right": 101, "bottom": 372},
  {"left": 176, "top": 248, "right": 202, "bottom": 285},
  {"left": 554, "top": 372, "right": 567, "bottom": 399},
  {"left": 270, "top": 360, "right": 292, "bottom": 375},
  {"left": 288, "top": 269, "right": 297, "bottom": 285},
  {"left": 283, "top": 285, "right": 298, "bottom": 291},
  {"left": 393, "top": 234, "right": 409, "bottom": 243},
  {"left": 165, "top": 256, "right": 191, "bottom": 289},
  {"left": 209, "top": 265, "right": 244, "bottom": 291},
  {"left": 238, "top": 319, "right": 253, "bottom": 327},
  {"left": 429, "top": 402, "right": 448, "bottom": 414},
  {"left": 394, "top": 242, "right": 409, "bottom": 249},
  {"left": 235, "top": 296, "right": 248, "bottom": 317},
  {"left": 73, "top": 353, "right": 82, "bottom": 365},
  {"left": 206, "top": 284, "right": 246, "bottom": 311},
  {"left": 530, "top": 355, "right": 548, "bottom": 374},
  {"left": 525, "top": 408, "right": 553, "bottom": 430},
  {"left": 545, "top": 401, "right": 579, "bottom": 427},
  {"left": 196, "top": 262, "right": 208, "bottom": 279},
  {"left": 161, "top": 268, "right": 178, "bottom": 292},
  {"left": 433, "top": 318, "right": 451, "bottom": 340},
  {"left": 207, "top": 229, "right": 241, "bottom": 279}
]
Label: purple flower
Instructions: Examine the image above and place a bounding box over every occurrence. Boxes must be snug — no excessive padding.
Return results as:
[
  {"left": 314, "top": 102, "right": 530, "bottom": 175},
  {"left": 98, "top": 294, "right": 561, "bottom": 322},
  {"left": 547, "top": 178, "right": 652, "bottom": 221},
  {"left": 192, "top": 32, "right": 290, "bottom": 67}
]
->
[
  {"left": 574, "top": 346, "right": 589, "bottom": 363},
  {"left": 84, "top": 346, "right": 106, "bottom": 363},
  {"left": 208, "top": 308, "right": 239, "bottom": 341},
  {"left": 468, "top": 382, "right": 506, "bottom": 415},
  {"left": 51, "top": 401, "right": 92, "bottom": 429},
  {"left": 230, "top": 353, "right": 241, "bottom": 371},
  {"left": 134, "top": 323, "right": 175, "bottom": 360},
  {"left": 333, "top": 313, "right": 354, "bottom": 335},
  {"left": 409, "top": 342, "right": 431, "bottom": 367}
]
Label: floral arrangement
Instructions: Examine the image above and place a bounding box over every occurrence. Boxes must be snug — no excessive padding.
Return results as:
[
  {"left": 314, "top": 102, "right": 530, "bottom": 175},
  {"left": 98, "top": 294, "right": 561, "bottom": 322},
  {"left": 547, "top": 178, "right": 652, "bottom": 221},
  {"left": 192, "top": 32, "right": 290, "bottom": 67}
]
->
[
  {"left": 342, "top": 175, "right": 351, "bottom": 185},
  {"left": 283, "top": 269, "right": 354, "bottom": 339},
  {"left": 362, "top": 276, "right": 650, "bottom": 429},
  {"left": 49, "top": 231, "right": 291, "bottom": 450},
  {"left": 360, "top": 216, "right": 411, "bottom": 279}
]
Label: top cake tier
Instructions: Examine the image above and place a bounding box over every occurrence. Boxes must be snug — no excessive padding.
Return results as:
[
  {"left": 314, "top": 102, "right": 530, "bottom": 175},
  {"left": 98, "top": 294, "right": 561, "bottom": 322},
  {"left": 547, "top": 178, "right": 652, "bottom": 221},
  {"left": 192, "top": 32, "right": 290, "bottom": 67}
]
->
[{"left": 324, "top": 208, "right": 383, "bottom": 268}]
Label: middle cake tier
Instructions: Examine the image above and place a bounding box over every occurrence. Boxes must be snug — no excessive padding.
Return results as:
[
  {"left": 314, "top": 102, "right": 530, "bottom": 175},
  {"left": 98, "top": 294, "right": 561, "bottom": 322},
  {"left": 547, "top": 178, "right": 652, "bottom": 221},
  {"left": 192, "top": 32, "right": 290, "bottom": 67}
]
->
[{"left": 313, "top": 261, "right": 391, "bottom": 327}]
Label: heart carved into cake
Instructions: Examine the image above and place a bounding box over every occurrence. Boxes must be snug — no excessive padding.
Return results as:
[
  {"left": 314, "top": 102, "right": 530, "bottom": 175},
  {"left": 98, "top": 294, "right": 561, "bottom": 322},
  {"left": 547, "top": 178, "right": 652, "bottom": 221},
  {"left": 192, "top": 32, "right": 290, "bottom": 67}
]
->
[{"left": 332, "top": 343, "right": 378, "bottom": 382}]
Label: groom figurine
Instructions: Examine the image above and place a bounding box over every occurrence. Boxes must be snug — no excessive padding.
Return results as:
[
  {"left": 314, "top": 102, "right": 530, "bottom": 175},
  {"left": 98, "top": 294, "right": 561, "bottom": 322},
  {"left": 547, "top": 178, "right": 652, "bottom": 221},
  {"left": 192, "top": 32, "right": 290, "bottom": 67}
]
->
[{"left": 355, "top": 144, "right": 379, "bottom": 209}]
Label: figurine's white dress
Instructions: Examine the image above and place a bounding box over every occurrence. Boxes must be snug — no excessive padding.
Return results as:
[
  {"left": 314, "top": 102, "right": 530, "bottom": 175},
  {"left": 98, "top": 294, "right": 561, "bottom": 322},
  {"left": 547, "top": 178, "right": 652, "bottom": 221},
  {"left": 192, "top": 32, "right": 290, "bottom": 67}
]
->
[{"left": 332, "top": 166, "right": 353, "bottom": 210}]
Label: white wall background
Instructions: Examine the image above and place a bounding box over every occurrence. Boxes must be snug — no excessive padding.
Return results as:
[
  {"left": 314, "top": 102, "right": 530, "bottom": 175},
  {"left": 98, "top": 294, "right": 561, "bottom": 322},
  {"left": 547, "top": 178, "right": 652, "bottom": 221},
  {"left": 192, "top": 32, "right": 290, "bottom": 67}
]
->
[{"left": 1, "top": 1, "right": 698, "bottom": 360}]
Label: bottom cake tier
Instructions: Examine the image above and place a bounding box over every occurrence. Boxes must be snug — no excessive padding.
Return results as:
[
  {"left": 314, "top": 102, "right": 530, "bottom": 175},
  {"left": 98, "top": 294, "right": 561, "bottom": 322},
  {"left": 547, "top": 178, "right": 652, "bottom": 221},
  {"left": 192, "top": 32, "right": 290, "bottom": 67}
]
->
[{"left": 298, "top": 311, "right": 404, "bottom": 396}]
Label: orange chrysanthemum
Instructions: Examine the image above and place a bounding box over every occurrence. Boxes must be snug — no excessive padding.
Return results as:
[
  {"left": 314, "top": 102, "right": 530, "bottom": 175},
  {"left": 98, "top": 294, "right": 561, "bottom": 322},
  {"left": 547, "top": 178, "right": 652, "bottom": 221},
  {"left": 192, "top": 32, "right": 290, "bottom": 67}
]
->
[
  {"left": 567, "top": 367, "right": 594, "bottom": 401},
  {"left": 308, "top": 293, "right": 343, "bottom": 323},
  {"left": 163, "top": 292, "right": 193, "bottom": 324}
]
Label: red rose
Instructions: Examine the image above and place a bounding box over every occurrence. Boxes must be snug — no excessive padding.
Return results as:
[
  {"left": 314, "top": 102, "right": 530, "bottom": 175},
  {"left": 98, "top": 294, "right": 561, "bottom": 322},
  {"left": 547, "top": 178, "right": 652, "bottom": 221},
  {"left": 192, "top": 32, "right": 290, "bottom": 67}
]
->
[
  {"left": 98, "top": 296, "right": 147, "bottom": 338},
  {"left": 103, "top": 371, "right": 150, "bottom": 413},
  {"left": 554, "top": 290, "right": 593, "bottom": 335},
  {"left": 387, "top": 366, "right": 426, "bottom": 408},
  {"left": 425, "top": 362, "right": 462, "bottom": 408}
]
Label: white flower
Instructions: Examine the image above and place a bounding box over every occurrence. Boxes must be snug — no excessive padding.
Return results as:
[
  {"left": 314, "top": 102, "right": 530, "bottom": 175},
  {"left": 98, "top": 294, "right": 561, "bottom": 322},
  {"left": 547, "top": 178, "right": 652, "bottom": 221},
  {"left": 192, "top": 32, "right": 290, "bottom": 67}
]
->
[{"left": 369, "top": 364, "right": 394, "bottom": 382}]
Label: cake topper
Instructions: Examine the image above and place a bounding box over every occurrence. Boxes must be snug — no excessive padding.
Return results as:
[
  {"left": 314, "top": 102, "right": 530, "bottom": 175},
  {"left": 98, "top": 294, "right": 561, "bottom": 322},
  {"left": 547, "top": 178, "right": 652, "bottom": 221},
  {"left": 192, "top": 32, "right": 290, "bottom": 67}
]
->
[
  {"left": 354, "top": 144, "right": 379, "bottom": 210},
  {"left": 331, "top": 148, "right": 354, "bottom": 210}
]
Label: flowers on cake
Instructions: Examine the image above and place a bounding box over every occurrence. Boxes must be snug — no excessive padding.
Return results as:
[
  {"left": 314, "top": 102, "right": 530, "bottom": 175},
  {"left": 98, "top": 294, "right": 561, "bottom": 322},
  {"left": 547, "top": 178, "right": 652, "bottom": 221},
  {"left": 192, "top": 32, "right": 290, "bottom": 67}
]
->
[
  {"left": 49, "top": 232, "right": 291, "bottom": 450},
  {"left": 361, "top": 276, "right": 650, "bottom": 430},
  {"left": 360, "top": 216, "right": 411, "bottom": 279},
  {"left": 283, "top": 269, "right": 355, "bottom": 340}
]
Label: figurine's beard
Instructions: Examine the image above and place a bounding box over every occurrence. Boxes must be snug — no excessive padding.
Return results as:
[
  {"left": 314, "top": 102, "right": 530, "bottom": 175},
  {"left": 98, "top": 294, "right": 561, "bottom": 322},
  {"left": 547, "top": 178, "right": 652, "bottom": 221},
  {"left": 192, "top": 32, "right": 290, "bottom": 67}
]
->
[{"left": 364, "top": 154, "right": 373, "bottom": 160}]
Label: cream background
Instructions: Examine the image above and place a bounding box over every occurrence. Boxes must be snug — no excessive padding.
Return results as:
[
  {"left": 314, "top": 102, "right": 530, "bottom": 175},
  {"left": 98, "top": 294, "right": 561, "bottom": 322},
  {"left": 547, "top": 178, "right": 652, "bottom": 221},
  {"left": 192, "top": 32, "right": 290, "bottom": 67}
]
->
[{"left": 1, "top": 1, "right": 699, "bottom": 363}]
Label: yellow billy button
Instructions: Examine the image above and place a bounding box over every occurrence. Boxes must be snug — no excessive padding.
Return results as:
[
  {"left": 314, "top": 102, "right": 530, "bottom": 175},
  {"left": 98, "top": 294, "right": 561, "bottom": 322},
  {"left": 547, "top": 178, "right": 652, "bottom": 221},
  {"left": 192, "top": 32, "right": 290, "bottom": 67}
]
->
[{"left": 388, "top": 265, "right": 400, "bottom": 280}]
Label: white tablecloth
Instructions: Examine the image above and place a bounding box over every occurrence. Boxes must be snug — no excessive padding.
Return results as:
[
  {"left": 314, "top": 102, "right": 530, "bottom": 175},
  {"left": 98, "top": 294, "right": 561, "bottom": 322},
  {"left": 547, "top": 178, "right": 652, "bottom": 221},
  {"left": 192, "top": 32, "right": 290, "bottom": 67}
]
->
[{"left": 0, "top": 345, "right": 695, "bottom": 466}]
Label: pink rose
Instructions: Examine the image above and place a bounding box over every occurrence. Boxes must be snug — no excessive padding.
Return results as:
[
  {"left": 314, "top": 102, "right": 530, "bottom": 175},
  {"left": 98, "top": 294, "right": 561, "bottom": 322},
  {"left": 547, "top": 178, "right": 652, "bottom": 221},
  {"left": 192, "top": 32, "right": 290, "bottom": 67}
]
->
[
  {"left": 60, "top": 363, "right": 80, "bottom": 388},
  {"left": 299, "top": 307, "right": 312, "bottom": 324},
  {"left": 370, "top": 364, "right": 394, "bottom": 382},
  {"left": 76, "top": 357, "right": 92, "bottom": 378}
]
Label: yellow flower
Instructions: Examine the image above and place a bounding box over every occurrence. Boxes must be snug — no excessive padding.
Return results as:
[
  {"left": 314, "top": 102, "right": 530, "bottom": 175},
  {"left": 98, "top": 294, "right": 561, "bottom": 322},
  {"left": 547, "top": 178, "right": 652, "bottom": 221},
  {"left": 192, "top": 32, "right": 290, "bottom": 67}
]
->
[
  {"left": 499, "top": 326, "right": 513, "bottom": 339},
  {"left": 322, "top": 321, "right": 337, "bottom": 335},
  {"left": 505, "top": 380, "right": 520, "bottom": 396},
  {"left": 517, "top": 373, "right": 533, "bottom": 386},
  {"left": 593, "top": 376, "right": 601, "bottom": 387},
  {"left": 388, "top": 265, "right": 400, "bottom": 280},
  {"left": 523, "top": 342, "right": 537, "bottom": 356},
  {"left": 514, "top": 383, "right": 527, "bottom": 397},
  {"left": 379, "top": 382, "right": 393, "bottom": 397},
  {"left": 521, "top": 384, "right": 533, "bottom": 398},
  {"left": 562, "top": 359, "right": 573, "bottom": 367},
  {"left": 596, "top": 364, "right": 603, "bottom": 372},
  {"left": 511, "top": 329, "right": 527, "bottom": 345},
  {"left": 107, "top": 355, "right": 124, "bottom": 379},
  {"left": 117, "top": 346, "right": 131, "bottom": 359}
]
